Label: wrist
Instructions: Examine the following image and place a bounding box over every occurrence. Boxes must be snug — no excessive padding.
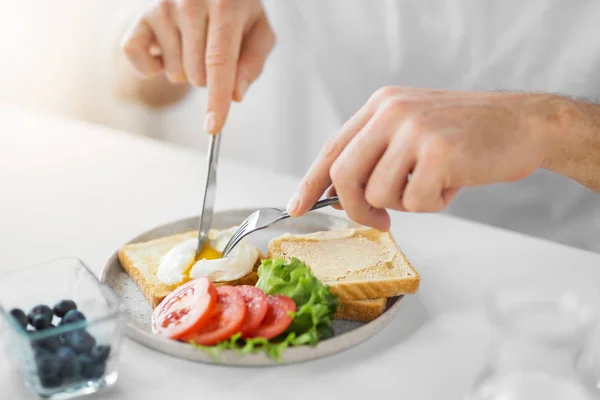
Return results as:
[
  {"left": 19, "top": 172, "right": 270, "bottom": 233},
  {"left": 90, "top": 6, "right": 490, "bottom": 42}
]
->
[
  {"left": 527, "top": 95, "right": 591, "bottom": 168},
  {"left": 532, "top": 94, "right": 600, "bottom": 188}
]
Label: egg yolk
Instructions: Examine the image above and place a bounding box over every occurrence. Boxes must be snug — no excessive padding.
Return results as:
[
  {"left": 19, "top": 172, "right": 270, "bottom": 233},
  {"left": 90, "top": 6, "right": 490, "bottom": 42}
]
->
[
  {"left": 196, "top": 243, "right": 223, "bottom": 262},
  {"left": 179, "top": 243, "right": 223, "bottom": 284}
]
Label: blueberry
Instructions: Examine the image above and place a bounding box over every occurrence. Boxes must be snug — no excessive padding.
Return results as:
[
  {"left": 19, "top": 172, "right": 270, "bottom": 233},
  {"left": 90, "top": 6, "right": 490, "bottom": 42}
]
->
[
  {"left": 27, "top": 305, "right": 53, "bottom": 327},
  {"left": 67, "top": 330, "right": 96, "bottom": 354},
  {"left": 9, "top": 308, "right": 28, "bottom": 329},
  {"left": 58, "top": 332, "right": 71, "bottom": 345},
  {"left": 34, "top": 347, "right": 51, "bottom": 359},
  {"left": 78, "top": 354, "right": 105, "bottom": 380},
  {"left": 53, "top": 300, "right": 77, "bottom": 318},
  {"left": 40, "top": 375, "right": 62, "bottom": 388},
  {"left": 56, "top": 346, "right": 79, "bottom": 379},
  {"left": 35, "top": 352, "right": 61, "bottom": 379},
  {"left": 28, "top": 328, "right": 61, "bottom": 352},
  {"left": 56, "top": 346, "right": 77, "bottom": 360},
  {"left": 32, "top": 314, "right": 52, "bottom": 330},
  {"left": 90, "top": 345, "right": 111, "bottom": 363},
  {"left": 35, "top": 335, "right": 62, "bottom": 353},
  {"left": 60, "top": 310, "right": 86, "bottom": 325},
  {"left": 83, "top": 363, "right": 105, "bottom": 380},
  {"left": 76, "top": 353, "right": 93, "bottom": 366},
  {"left": 45, "top": 336, "right": 62, "bottom": 352}
]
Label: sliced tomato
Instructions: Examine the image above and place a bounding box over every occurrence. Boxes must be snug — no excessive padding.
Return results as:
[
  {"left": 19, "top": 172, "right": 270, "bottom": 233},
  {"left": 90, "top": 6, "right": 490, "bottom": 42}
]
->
[
  {"left": 183, "top": 286, "right": 247, "bottom": 346},
  {"left": 236, "top": 285, "right": 268, "bottom": 336},
  {"left": 151, "top": 278, "right": 217, "bottom": 339},
  {"left": 244, "top": 295, "right": 296, "bottom": 340}
]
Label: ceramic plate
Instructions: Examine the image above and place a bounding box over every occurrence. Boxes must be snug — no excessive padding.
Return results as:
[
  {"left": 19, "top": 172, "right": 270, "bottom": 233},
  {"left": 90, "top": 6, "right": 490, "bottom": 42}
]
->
[{"left": 100, "top": 210, "right": 404, "bottom": 366}]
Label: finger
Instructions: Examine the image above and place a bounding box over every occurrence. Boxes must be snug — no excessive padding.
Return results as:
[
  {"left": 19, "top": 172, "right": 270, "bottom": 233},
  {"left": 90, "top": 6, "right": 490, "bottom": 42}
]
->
[
  {"left": 121, "top": 18, "right": 163, "bottom": 76},
  {"left": 365, "top": 133, "right": 416, "bottom": 211},
  {"left": 325, "top": 186, "right": 343, "bottom": 210},
  {"left": 328, "top": 108, "right": 397, "bottom": 230},
  {"left": 233, "top": 15, "right": 275, "bottom": 102},
  {"left": 145, "top": 2, "right": 185, "bottom": 83},
  {"left": 402, "top": 156, "right": 447, "bottom": 212},
  {"left": 335, "top": 181, "right": 391, "bottom": 231},
  {"left": 178, "top": 1, "right": 208, "bottom": 87},
  {"left": 402, "top": 134, "right": 457, "bottom": 212},
  {"left": 443, "top": 188, "right": 460, "bottom": 204},
  {"left": 204, "top": 4, "right": 244, "bottom": 133},
  {"left": 403, "top": 163, "right": 460, "bottom": 212},
  {"left": 287, "top": 105, "right": 375, "bottom": 217},
  {"left": 332, "top": 108, "right": 396, "bottom": 191}
]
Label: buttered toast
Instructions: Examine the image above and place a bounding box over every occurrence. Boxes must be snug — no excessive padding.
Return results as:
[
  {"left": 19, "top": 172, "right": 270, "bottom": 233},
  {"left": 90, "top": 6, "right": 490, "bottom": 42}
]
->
[
  {"left": 118, "top": 228, "right": 396, "bottom": 322},
  {"left": 118, "top": 230, "right": 261, "bottom": 308},
  {"left": 119, "top": 226, "right": 417, "bottom": 322},
  {"left": 268, "top": 227, "right": 419, "bottom": 320},
  {"left": 268, "top": 227, "right": 419, "bottom": 300}
]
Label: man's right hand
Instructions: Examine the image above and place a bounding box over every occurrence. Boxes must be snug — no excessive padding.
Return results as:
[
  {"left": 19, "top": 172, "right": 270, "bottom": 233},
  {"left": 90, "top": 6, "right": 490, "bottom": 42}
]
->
[{"left": 121, "top": 0, "right": 275, "bottom": 134}]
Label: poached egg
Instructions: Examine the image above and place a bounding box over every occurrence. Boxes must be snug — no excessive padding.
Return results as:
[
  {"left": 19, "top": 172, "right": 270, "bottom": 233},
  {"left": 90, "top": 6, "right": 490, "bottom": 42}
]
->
[{"left": 156, "top": 227, "right": 259, "bottom": 286}]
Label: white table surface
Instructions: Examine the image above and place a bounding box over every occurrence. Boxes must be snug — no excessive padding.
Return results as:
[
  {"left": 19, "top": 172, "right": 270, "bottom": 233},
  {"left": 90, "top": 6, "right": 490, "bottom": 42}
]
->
[{"left": 1, "top": 107, "right": 600, "bottom": 400}]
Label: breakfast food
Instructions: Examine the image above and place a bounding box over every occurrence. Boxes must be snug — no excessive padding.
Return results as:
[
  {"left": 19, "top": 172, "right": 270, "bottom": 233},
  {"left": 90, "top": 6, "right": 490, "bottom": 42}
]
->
[
  {"left": 268, "top": 227, "right": 420, "bottom": 321},
  {"left": 118, "top": 223, "right": 419, "bottom": 360},
  {"left": 243, "top": 295, "right": 295, "bottom": 339},
  {"left": 333, "top": 298, "right": 388, "bottom": 323},
  {"left": 9, "top": 300, "right": 111, "bottom": 388},
  {"left": 118, "top": 227, "right": 263, "bottom": 308},
  {"left": 150, "top": 258, "right": 338, "bottom": 359}
]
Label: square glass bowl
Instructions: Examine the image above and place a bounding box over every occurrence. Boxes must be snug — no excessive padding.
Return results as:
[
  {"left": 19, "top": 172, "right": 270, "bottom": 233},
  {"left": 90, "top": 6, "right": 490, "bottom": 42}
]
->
[{"left": 0, "top": 258, "right": 126, "bottom": 399}]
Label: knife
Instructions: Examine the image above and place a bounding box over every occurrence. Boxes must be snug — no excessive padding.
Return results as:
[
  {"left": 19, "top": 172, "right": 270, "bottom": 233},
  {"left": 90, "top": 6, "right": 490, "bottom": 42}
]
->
[{"left": 196, "top": 133, "right": 221, "bottom": 257}]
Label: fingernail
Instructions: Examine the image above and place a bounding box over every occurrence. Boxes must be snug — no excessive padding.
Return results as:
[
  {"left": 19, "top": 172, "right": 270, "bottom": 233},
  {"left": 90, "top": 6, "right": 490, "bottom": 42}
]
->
[
  {"left": 167, "top": 71, "right": 186, "bottom": 83},
  {"left": 204, "top": 112, "right": 217, "bottom": 133},
  {"left": 174, "top": 71, "right": 186, "bottom": 82},
  {"left": 286, "top": 191, "right": 301, "bottom": 215},
  {"left": 238, "top": 79, "right": 249, "bottom": 100}
]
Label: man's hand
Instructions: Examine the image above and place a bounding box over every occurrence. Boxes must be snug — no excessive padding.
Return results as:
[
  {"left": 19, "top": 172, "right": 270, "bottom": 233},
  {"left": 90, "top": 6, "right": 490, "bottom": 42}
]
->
[
  {"left": 121, "top": 0, "right": 275, "bottom": 133},
  {"left": 287, "top": 87, "right": 574, "bottom": 230}
]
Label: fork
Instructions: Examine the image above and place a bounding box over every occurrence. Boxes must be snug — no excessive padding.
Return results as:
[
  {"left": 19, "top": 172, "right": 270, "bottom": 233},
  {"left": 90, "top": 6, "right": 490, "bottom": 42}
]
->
[{"left": 221, "top": 196, "right": 340, "bottom": 257}]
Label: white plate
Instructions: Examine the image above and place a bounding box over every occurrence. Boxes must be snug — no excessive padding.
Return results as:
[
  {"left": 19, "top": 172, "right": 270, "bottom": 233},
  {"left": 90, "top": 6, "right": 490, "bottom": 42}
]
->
[{"left": 100, "top": 210, "right": 404, "bottom": 366}]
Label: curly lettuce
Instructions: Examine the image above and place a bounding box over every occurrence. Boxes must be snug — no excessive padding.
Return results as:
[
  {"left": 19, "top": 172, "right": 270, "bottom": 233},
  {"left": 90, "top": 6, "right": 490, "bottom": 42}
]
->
[{"left": 191, "top": 332, "right": 297, "bottom": 362}]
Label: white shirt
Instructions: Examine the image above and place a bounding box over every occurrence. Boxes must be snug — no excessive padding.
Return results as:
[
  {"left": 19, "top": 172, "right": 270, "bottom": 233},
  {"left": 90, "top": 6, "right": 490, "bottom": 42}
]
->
[{"left": 254, "top": 0, "right": 600, "bottom": 252}]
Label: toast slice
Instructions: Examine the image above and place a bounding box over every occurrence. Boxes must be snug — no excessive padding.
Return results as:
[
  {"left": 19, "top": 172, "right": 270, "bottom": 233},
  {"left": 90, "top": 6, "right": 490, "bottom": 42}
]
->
[
  {"left": 268, "top": 227, "right": 419, "bottom": 301},
  {"left": 334, "top": 298, "right": 388, "bottom": 322},
  {"left": 118, "top": 230, "right": 261, "bottom": 308}
]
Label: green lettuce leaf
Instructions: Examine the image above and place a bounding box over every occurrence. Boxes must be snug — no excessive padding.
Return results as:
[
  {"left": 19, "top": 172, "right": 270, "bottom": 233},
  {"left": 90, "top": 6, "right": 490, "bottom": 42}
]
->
[
  {"left": 191, "top": 332, "right": 297, "bottom": 362},
  {"left": 256, "top": 257, "right": 339, "bottom": 345},
  {"left": 191, "top": 257, "right": 339, "bottom": 361}
]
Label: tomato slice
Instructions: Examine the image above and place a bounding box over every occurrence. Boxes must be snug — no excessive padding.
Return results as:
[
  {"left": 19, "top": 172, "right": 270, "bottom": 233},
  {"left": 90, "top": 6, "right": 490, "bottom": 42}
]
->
[
  {"left": 236, "top": 286, "right": 268, "bottom": 336},
  {"left": 151, "top": 278, "right": 217, "bottom": 339},
  {"left": 244, "top": 295, "right": 296, "bottom": 340},
  {"left": 183, "top": 286, "right": 247, "bottom": 346}
]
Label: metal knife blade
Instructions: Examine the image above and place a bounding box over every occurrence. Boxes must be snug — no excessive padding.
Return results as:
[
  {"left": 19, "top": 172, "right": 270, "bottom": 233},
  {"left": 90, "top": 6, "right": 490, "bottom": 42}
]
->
[{"left": 196, "top": 133, "right": 221, "bottom": 257}]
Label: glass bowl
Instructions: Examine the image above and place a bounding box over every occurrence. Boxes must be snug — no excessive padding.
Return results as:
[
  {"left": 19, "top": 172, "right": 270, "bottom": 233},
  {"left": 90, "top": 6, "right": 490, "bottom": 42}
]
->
[{"left": 0, "top": 258, "right": 126, "bottom": 399}]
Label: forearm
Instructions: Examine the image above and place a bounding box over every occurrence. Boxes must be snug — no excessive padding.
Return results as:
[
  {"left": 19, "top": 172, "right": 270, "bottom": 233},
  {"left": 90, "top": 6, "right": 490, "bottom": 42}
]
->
[{"left": 537, "top": 95, "right": 600, "bottom": 192}]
